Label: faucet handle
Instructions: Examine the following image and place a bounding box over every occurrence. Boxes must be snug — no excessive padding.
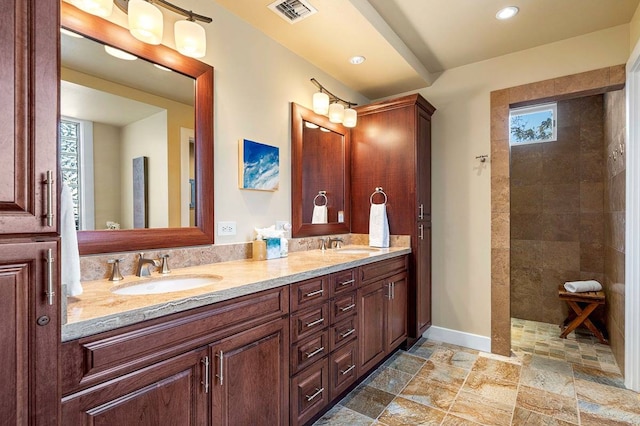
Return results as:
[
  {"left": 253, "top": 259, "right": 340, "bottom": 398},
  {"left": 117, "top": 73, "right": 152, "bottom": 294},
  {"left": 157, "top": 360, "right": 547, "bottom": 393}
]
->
[
  {"left": 319, "top": 238, "right": 327, "bottom": 251},
  {"left": 159, "top": 254, "right": 171, "bottom": 274},
  {"left": 107, "top": 258, "right": 124, "bottom": 281}
]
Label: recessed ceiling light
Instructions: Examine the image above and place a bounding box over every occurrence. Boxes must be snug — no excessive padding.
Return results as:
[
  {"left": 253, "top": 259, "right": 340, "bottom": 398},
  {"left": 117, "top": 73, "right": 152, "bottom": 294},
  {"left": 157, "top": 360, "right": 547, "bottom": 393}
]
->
[
  {"left": 496, "top": 6, "right": 519, "bottom": 20},
  {"left": 153, "top": 64, "right": 172, "bottom": 72},
  {"left": 349, "top": 55, "right": 366, "bottom": 65},
  {"left": 104, "top": 45, "right": 138, "bottom": 61}
]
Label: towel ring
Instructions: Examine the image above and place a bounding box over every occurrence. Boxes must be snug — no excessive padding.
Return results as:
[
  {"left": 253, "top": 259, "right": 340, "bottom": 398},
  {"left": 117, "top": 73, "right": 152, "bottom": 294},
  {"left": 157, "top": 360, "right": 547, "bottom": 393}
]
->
[
  {"left": 370, "top": 187, "right": 388, "bottom": 205},
  {"left": 314, "top": 191, "right": 328, "bottom": 207}
]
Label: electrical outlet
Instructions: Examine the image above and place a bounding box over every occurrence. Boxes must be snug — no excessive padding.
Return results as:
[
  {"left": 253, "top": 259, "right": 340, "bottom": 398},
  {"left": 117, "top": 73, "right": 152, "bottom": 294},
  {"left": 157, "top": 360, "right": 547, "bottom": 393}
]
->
[{"left": 217, "top": 221, "right": 236, "bottom": 236}]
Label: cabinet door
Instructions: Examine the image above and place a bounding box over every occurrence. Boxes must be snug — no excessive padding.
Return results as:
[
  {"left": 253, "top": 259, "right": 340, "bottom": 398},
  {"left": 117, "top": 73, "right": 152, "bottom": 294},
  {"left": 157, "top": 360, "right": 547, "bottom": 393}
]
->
[
  {"left": 0, "top": 240, "right": 59, "bottom": 425},
  {"left": 0, "top": 0, "right": 58, "bottom": 235},
  {"left": 211, "top": 318, "right": 289, "bottom": 426},
  {"left": 416, "top": 222, "right": 432, "bottom": 333},
  {"left": 416, "top": 110, "right": 432, "bottom": 221},
  {"left": 387, "top": 272, "right": 408, "bottom": 350},
  {"left": 358, "top": 282, "right": 386, "bottom": 373},
  {"left": 62, "top": 347, "right": 208, "bottom": 425}
]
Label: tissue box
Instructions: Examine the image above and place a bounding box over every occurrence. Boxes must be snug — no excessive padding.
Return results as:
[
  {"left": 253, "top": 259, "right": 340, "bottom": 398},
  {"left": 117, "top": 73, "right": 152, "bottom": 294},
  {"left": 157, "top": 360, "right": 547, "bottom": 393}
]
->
[{"left": 265, "top": 238, "right": 281, "bottom": 260}]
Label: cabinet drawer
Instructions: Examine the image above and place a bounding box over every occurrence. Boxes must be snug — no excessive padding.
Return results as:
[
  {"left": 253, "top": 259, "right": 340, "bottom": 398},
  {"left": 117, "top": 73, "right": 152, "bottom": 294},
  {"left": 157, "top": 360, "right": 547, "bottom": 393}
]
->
[
  {"left": 329, "top": 316, "right": 357, "bottom": 352},
  {"left": 61, "top": 287, "right": 287, "bottom": 394},
  {"left": 330, "top": 292, "right": 357, "bottom": 324},
  {"left": 290, "top": 330, "right": 329, "bottom": 375},
  {"left": 360, "top": 256, "right": 407, "bottom": 285},
  {"left": 291, "top": 303, "right": 329, "bottom": 342},
  {"left": 330, "top": 341, "right": 358, "bottom": 401},
  {"left": 290, "top": 276, "right": 329, "bottom": 311},
  {"left": 330, "top": 269, "right": 357, "bottom": 296},
  {"left": 291, "top": 358, "right": 329, "bottom": 426}
]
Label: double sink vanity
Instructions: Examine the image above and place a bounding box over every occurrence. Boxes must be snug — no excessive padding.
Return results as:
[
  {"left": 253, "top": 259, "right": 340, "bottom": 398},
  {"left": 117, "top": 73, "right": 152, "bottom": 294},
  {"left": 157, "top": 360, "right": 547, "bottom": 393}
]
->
[{"left": 62, "top": 245, "right": 410, "bottom": 425}]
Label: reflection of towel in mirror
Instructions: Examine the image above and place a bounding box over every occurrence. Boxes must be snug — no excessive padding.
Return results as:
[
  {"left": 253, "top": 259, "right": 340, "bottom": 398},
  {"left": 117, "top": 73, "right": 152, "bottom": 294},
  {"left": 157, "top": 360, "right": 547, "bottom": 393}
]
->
[
  {"left": 61, "top": 184, "right": 83, "bottom": 296},
  {"left": 311, "top": 205, "right": 328, "bottom": 224},
  {"left": 369, "top": 203, "right": 389, "bottom": 248},
  {"left": 564, "top": 280, "right": 602, "bottom": 293}
]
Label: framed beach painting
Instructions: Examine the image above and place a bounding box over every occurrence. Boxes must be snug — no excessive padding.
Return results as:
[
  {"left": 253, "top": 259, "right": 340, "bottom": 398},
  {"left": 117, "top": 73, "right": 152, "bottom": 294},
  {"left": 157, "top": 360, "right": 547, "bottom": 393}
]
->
[{"left": 239, "top": 139, "right": 280, "bottom": 191}]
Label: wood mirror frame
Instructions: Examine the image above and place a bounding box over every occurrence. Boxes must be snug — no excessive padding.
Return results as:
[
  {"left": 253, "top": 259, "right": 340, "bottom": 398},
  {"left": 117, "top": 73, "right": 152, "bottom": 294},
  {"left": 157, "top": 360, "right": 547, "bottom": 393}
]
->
[
  {"left": 291, "top": 103, "right": 350, "bottom": 237},
  {"left": 62, "top": 3, "right": 214, "bottom": 255}
]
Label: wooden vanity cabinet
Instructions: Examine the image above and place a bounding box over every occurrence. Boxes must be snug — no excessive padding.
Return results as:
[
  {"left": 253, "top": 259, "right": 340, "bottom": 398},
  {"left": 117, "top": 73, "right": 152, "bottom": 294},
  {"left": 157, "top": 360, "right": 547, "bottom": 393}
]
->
[
  {"left": 352, "top": 94, "right": 435, "bottom": 342},
  {"left": 358, "top": 257, "right": 408, "bottom": 373}
]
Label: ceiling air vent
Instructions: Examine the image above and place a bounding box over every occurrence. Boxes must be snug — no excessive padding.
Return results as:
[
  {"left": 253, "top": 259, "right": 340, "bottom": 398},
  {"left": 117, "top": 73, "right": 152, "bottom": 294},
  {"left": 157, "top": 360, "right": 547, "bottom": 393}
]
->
[{"left": 268, "top": 0, "right": 318, "bottom": 24}]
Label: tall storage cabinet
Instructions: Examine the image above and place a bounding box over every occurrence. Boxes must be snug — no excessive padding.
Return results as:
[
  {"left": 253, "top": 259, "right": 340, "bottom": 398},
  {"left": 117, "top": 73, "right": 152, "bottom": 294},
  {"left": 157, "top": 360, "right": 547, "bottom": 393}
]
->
[
  {"left": 0, "top": 0, "right": 61, "bottom": 423},
  {"left": 351, "top": 94, "right": 435, "bottom": 341}
]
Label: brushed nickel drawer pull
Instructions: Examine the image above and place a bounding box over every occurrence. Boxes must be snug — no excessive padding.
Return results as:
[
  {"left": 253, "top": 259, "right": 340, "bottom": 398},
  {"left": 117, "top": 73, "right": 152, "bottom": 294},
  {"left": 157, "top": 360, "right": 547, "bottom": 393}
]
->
[
  {"left": 305, "top": 387, "right": 324, "bottom": 402},
  {"left": 305, "top": 289, "right": 324, "bottom": 297},
  {"left": 339, "top": 279, "right": 355, "bottom": 286},
  {"left": 419, "top": 203, "right": 424, "bottom": 220},
  {"left": 340, "top": 364, "right": 356, "bottom": 375},
  {"left": 391, "top": 282, "right": 395, "bottom": 300},
  {"left": 419, "top": 223, "right": 424, "bottom": 240},
  {"left": 215, "top": 351, "right": 224, "bottom": 385},
  {"left": 305, "top": 346, "right": 325, "bottom": 358},
  {"left": 44, "top": 170, "right": 54, "bottom": 226},
  {"left": 339, "top": 303, "right": 356, "bottom": 312},
  {"left": 339, "top": 328, "right": 355, "bottom": 338},
  {"left": 45, "top": 248, "right": 55, "bottom": 305},
  {"left": 305, "top": 317, "right": 324, "bottom": 328},
  {"left": 201, "top": 356, "right": 210, "bottom": 393}
]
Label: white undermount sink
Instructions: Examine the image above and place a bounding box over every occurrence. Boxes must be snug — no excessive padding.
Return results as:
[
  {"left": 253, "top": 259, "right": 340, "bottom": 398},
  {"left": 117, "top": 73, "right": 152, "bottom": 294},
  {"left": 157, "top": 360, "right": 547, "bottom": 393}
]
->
[
  {"left": 334, "top": 247, "right": 381, "bottom": 254},
  {"left": 111, "top": 275, "right": 222, "bottom": 295}
]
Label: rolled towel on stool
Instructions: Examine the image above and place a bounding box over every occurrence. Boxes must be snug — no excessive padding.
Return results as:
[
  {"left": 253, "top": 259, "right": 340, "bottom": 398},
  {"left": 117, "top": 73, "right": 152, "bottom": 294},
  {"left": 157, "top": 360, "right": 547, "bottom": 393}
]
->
[{"left": 563, "top": 280, "right": 602, "bottom": 293}]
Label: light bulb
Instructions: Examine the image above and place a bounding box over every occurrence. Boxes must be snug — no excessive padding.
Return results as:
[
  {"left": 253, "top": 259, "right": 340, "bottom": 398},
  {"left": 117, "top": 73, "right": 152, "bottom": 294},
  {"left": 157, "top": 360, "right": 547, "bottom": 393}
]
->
[
  {"left": 328, "top": 102, "right": 344, "bottom": 123},
  {"left": 343, "top": 107, "right": 357, "bottom": 127},
  {"left": 313, "top": 91, "right": 329, "bottom": 115},
  {"left": 68, "top": 0, "right": 113, "bottom": 17},
  {"left": 175, "top": 19, "right": 206, "bottom": 58},
  {"left": 128, "top": 0, "right": 163, "bottom": 45}
]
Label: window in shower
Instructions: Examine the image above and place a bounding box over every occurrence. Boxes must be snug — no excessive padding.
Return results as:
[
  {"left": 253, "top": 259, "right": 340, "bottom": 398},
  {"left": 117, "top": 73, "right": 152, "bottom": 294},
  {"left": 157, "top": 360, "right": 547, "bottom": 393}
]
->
[{"left": 509, "top": 102, "right": 557, "bottom": 145}]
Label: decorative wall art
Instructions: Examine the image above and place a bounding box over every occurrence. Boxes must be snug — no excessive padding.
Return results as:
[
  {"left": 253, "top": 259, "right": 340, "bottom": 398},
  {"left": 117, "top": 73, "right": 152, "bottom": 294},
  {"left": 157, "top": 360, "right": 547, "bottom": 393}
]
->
[
  {"left": 239, "top": 139, "right": 280, "bottom": 191},
  {"left": 132, "top": 156, "right": 149, "bottom": 228}
]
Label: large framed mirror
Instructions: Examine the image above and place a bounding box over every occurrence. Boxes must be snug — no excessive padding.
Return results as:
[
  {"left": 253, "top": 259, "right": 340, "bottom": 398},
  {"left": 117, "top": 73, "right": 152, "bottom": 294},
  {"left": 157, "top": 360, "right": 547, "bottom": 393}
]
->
[
  {"left": 61, "top": 2, "right": 214, "bottom": 255},
  {"left": 291, "top": 103, "right": 350, "bottom": 237}
]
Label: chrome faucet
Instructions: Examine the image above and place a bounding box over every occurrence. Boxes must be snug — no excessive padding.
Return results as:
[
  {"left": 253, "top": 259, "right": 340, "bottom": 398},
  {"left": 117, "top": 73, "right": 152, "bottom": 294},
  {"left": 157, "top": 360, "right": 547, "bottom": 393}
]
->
[
  {"left": 135, "top": 252, "right": 161, "bottom": 277},
  {"left": 328, "top": 237, "right": 344, "bottom": 249}
]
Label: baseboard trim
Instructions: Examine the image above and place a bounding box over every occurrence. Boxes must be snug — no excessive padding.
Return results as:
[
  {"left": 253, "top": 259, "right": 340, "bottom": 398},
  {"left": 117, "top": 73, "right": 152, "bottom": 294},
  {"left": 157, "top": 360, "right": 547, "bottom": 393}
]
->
[{"left": 423, "top": 326, "right": 491, "bottom": 353}]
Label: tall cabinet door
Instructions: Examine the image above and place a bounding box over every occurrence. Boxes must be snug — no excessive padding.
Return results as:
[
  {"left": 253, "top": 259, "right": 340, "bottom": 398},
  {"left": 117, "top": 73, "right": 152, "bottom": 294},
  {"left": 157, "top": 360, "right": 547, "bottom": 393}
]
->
[
  {"left": 0, "top": 240, "right": 59, "bottom": 424},
  {"left": 210, "top": 318, "right": 289, "bottom": 425},
  {"left": 416, "top": 222, "right": 432, "bottom": 332},
  {"left": 0, "top": 0, "right": 59, "bottom": 235}
]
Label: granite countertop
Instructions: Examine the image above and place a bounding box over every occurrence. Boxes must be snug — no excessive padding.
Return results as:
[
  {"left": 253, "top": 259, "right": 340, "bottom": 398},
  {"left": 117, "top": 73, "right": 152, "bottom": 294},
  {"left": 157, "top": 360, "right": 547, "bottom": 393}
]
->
[{"left": 63, "top": 245, "right": 410, "bottom": 341}]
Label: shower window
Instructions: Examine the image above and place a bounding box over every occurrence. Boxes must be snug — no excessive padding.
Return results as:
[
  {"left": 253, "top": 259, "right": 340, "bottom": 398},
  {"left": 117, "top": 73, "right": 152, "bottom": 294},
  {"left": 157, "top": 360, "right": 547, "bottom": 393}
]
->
[{"left": 509, "top": 102, "right": 557, "bottom": 145}]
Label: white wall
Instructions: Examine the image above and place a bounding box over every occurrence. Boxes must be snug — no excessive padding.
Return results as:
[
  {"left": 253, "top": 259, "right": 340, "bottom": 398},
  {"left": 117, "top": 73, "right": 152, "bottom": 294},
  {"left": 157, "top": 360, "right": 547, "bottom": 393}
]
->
[
  {"left": 416, "top": 25, "right": 630, "bottom": 336},
  {"left": 93, "top": 122, "right": 121, "bottom": 228},
  {"left": 120, "top": 111, "right": 169, "bottom": 229}
]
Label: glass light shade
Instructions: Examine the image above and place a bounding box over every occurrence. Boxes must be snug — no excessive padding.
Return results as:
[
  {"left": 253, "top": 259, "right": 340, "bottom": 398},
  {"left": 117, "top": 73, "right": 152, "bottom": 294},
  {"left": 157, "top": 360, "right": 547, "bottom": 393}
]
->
[
  {"left": 128, "top": 0, "right": 163, "bottom": 45},
  {"left": 343, "top": 107, "right": 357, "bottom": 127},
  {"left": 175, "top": 20, "right": 206, "bottom": 58},
  {"left": 328, "top": 102, "right": 344, "bottom": 123},
  {"left": 312, "top": 91, "right": 330, "bottom": 115},
  {"left": 68, "top": 0, "right": 113, "bottom": 17}
]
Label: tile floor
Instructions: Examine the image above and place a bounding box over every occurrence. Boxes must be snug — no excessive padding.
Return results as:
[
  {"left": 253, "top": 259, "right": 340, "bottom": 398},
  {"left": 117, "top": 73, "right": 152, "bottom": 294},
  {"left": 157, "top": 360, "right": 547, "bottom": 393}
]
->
[{"left": 313, "top": 319, "right": 640, "bottom": 425}]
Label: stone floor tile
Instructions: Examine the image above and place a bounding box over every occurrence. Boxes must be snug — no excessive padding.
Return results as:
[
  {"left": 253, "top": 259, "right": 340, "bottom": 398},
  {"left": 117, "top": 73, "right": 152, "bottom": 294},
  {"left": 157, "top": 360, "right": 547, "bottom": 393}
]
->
[
  {"left": 527, "top": 355, "right": 573, "bottom": 376},
  {"left": 511, "top": 407, "right": 577, "bottom": 425},
  {"left": 520, "top": 366, "right": 575, "bottom": 397},
  {"left": 440, "top": 414, "right": 484, "bottom": 425},
  {"left": 415, "top": 359, "right": 469, "bottom": 388},
  {"left": 362, "top": 366, "right": 413, "bottom": 396},
  {"left": 572, "top": 364, "right": 626, "bottom": 388},
  {"left": 579, "top": 411, "right": 640, "bottom": 426},
  {"left": 377, "top": 396, "right": 447, "bottom": 425},
  {"left": 313, "top": 405, "right": 375, "bottom": 426},
  {"left": 575, "top": 378, "right": 640, "bottom": 422},
  {"left": 383, "top": 350, "right": 427, "bottom": 375},
  {"left": 400, "top": 376, "right": 459, "bottom": 411},
  {"left": 471, "top": 356, "right": 521, "bottom": 382},
  {"left": 516, "top": 385, "right": 579, "bottom": 424},
  {"left": 339, "top": 385, "right": 395, "bottom": 419},
  {"left": 430, "top": 346, "right": 478, "bottom": 370},
  {"left": 448, "top": 390, "right": 515, "bottom": 425}
]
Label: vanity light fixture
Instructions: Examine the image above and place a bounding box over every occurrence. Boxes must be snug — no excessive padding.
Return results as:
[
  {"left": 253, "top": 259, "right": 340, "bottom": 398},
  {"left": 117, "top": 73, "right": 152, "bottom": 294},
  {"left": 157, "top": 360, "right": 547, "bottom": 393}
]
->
[
  {"left": 496, "top": 6, "right": 519, "bottom": 20},
  {"left": 310, "top": 78, "right": 358, "bottom": 128},
  {"left": 70, "top": 0, "right": 212, "bottom": 58}
]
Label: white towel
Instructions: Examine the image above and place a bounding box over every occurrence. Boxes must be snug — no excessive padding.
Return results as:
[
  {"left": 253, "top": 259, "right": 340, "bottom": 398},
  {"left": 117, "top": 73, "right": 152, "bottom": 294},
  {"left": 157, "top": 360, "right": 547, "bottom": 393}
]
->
[
  {"left": 311, "top": 205, "right": 328, "bottom": 224},
  {"left": 61, "top": 184, "right": 83, "bottom": 297},
  {"left": 564, "top": 280, "right": 602, "bottom": 293},
  {"left": 369, "top": 203, "right": 389, "bottom": 248}
]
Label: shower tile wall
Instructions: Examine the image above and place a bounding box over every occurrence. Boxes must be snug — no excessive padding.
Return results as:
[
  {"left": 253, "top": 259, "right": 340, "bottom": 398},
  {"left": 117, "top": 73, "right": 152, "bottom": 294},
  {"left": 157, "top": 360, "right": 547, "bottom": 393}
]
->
[
  {"left": 603, "top": 90, "right": 626, "bottom": 373},
  {"left": 510, "top": 96, "right": 605, "bottom": 325}
]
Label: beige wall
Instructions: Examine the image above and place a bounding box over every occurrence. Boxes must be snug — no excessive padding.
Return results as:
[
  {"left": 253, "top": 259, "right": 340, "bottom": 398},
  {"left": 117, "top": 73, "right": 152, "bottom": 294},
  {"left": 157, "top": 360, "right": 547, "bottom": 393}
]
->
[
  {"left": 120, "top": 111, "right": 169, "bottom": 229},
  {"left": 631, "top": 3, "right": 640, "bottom": 50},
  {"left": 93, "top": 123, "right": 121, "bottom": 228},
  {"left": 417, "top": 25, "right": 629, "bottom": 337}
]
